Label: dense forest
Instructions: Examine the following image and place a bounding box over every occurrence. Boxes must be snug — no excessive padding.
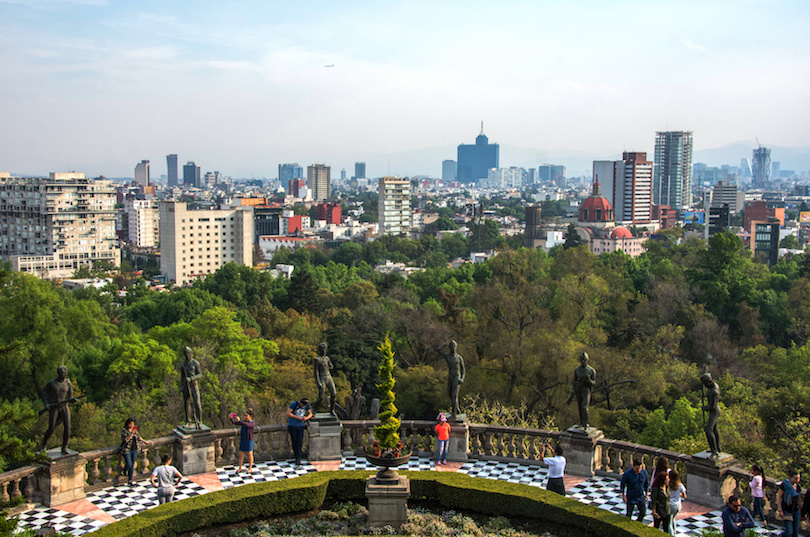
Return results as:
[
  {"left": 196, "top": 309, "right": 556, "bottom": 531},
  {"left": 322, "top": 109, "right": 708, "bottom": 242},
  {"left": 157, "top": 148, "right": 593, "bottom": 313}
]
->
[{"left": 2, "top": 228, "right": 810, "bottom": 481}]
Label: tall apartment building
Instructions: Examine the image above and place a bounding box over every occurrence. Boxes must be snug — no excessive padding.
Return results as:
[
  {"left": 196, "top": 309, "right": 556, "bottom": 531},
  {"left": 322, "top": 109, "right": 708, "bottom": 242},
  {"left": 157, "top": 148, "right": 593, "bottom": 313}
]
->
[
  {"left": 378, "top": 176, "right": 411, "bottom": 237},
  {"left": 653, "top": 131, "right": 693, "bottom": 209},
  {"left": 183, "top": 162, "right": 201, "bottom": 188},
  {"left": 167, "top": 154, "right": 178, "bottom": 186},
  {"left": 711, "top": 180, "right": 744, "bottom": 213},
  {"left": 457, "top": 125, "right": 499, "bottom": 184},
  {"left": 124, "top": 198, "right": 159, "bottom": 247},
  {"left": 159, "top": 201, "right": 253, "bottom": 286},
  {"left": 307, "top": 164, "right": 330, "bottom": 201},
  {"left": 134, "top": 160, "right": 150, "bottom": 188},
  {"left": 752, "top": 147, "right": 771, "bottom": 188},
  {"left": 593, "top": 152, "right": 652, "bottom": 224},
  {"left": 354, "top": 162, "right": 366, "bottom": 180},
  {"left": 0, "top": 172, "right": 120, "bottom": 278},
  {"left": 278, "top": 163, "right": 303, "bottom": 190}
]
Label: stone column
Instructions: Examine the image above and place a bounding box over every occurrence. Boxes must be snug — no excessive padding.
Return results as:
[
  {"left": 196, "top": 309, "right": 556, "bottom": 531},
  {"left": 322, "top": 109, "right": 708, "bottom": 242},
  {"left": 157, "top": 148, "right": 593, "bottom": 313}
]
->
[
  {"left": 560, "top": 427, "right": 604, "bottom": 477},
  {"left": 308, "top": 414, "right": 343, "bottom": 461},
  {"left": 684, "top": 452, "right": 737, "bottom": 509},
  {"left": 447, "top": 416, "right": 469, "bottom": 463},
  {"left": 172, "top": 427, "right": 217, "bottom": 476},
  {"left": 36, "top": 449, "right": 86, "bottom": 507},
  {"left": 365, "top": 475, "right": 410, "bottom": 528}
]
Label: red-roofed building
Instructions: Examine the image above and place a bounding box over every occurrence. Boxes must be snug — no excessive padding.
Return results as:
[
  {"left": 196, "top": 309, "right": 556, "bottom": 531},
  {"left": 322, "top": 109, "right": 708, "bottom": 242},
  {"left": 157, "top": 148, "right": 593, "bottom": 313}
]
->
[{"left": 574, "top": 180, "right": 645, "bottom": 257}]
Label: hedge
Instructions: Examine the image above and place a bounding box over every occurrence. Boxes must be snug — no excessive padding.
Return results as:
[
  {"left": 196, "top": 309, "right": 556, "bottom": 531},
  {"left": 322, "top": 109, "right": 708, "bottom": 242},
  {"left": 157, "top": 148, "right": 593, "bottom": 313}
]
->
[{"left": 88, "top": 470, "right": 665, "bottom": 537}]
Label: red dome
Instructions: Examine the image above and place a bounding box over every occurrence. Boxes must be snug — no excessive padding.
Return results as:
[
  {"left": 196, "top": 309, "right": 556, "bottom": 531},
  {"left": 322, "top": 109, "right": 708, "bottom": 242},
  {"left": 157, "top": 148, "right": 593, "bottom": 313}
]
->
[
  {"left": 610, "top": 226, "right": 633, "bottom": 239},
  {"left": 579, "top": 180, "right": 613, "bottom": 222}
]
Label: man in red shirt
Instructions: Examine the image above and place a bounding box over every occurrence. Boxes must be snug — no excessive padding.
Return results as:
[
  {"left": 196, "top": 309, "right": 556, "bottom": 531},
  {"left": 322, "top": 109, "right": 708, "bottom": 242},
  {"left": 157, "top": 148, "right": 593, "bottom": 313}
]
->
[{"left": 435, "top": 414, "right": 451, "bottom": 465}]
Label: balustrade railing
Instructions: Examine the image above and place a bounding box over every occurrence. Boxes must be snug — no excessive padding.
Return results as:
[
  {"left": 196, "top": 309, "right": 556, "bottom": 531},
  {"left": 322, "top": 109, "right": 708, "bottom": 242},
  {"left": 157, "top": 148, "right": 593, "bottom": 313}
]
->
[
  {"left": 469, "top": 424, "right": 564, "bottom": 462},
  {"left": 0, "top": 465, "right": 37, "bottom": 509},
  {"left": 726, "top": 466, "right": 778, "bottom": 519},
  {"left": 596, "top": 439, "right": 691, "bottom": 485}
]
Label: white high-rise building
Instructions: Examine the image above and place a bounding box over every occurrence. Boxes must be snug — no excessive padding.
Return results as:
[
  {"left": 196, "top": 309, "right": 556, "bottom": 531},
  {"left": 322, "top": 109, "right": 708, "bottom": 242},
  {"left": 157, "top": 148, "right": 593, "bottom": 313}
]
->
[
  {"left": 0, "top": 173, "right": 120, "bottom": 278},
  {"left": 125, "top": 198, "right": 160, "bottom": 247},
  {"left": 159, "top": 201, "right": 253, "bottom": 286},
  {"left": 593, "top": 152, "right": 653, "bottom": 224},
  {"left": 485, "top": 167, "right": 525, "bottom": 189},
  {"left": 378, "top": 177, "right": 411, "bottom": 237},
  {"left": 134, "top": 160, "right": 150, "bottom": 187},
  {"left": 653, "top": 131, "right": 693, "bottom": 209}
]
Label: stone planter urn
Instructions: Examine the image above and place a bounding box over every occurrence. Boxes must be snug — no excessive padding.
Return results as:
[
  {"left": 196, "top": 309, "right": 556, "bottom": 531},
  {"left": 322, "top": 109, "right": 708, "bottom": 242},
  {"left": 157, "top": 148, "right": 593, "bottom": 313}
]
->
[{"left": 365, "top": 452, "right": 411, "bottom": 484}]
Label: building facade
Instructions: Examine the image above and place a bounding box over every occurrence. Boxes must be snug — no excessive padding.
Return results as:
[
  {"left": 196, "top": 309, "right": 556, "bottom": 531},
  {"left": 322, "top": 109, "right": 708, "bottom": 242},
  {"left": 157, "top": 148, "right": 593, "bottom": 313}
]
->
[
  {"left": 183, "top": 162, "right": 201, "bottom": 188},
  {"left": 167, "top": 154, "right": 178, "bottom": 186},
  {"left": 354, "top": 162, "right": 366, "bottom": 180},
  {"left": 442, "top": 160, "right": 457, "bottom": 182},
  {"left": 134, "top": 160, "right": 150, "bottom": 188},
  {"left": 378, "top": 177, "right": 411, "bottom": 236},
  {"left": 457, "top": 125, "right": 499, "bottom": 184},
  {"left": 711, "top": 180, "right": 744, "bottom": 213},
  {"left": 159, "top": 201, "right": 253, "bottom": 286},
  {"left": 752, "top": 146, "right": 771, "bottom": 188},
  {"left": 653, "top": 131, "right": 693, "bottom": 209},
  {"left": 0, "top": 173, "right": 120, "bottom": 278},
  {"left": 279, "top": 163, "right": 303, "bottom": 190},
  {"left": 125, "top": 198, "right": 159, "bottom": 248},
  {"left": 307, "top": 164, "right": 330, "bottom": 201},
  {"left": 485, "top": 167, "right": 525, "bottom": 189},
  {"left": 593, "top": 152, "right": 652, "bottom": 224},
  {"left": 538, "top": 164, "right": 565, "bottom": 185}
]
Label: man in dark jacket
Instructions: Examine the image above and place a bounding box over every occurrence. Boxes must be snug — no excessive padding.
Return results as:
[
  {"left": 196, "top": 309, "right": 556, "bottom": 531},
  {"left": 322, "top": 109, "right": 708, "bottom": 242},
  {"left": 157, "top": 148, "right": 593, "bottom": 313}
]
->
[
  {"left": 721, "top": 494, "right": 754, "bottom": 536},
  {"left": 620, "top": 459, "right": 649, "bottom": 521}
]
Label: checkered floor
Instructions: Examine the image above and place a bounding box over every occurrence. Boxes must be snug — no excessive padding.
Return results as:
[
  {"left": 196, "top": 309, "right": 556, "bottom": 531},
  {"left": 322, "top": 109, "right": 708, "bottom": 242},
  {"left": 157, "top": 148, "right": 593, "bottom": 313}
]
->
[{"left": 13, "top": 457, "right": 783, "bottom": 536}]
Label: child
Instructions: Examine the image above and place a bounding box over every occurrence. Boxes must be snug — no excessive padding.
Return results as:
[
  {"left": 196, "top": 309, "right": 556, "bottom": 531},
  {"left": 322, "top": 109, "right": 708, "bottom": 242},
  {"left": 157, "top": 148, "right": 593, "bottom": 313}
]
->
[
  {"left": 434, "top": 414, "right": 450, "bottom": 465},
  {"left": 750, "top": 465, "right": 766, "bottom": 526}
]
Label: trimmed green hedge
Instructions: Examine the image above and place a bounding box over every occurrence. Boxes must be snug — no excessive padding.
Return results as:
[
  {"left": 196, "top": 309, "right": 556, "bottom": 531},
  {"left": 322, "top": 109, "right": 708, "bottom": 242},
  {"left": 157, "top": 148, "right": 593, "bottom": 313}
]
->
[{"left": 88, "top": 470, "right": 664, "bottom": 537}]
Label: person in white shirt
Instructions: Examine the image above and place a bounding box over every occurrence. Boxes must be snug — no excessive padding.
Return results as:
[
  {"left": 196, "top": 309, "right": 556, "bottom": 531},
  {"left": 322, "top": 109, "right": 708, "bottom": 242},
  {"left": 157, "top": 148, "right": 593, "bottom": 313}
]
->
[
  {"left": 540, "top": 442, "right": 566, "bottom": 495},
  {"left": 150, "top": 454, "right": 183, "bottom": 505}
]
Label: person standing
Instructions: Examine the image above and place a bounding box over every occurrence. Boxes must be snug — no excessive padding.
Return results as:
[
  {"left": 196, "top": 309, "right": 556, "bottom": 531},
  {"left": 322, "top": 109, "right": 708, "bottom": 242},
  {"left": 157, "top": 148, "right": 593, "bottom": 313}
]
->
[
  {"left": 650, "top": 471, "right": 671, "bottom": 533},
  {"left": 434, "top": 414, "right": 451, "bottom": 465},
  {"left": 150, "top": 454, "right": 183, "bottom": 505},
  {"left": 620, "top": 459, "right": 650, "bottom": 522},
  {"left": 40, "top": 365, "right": 77, "bottom": 454},
  {"left": 286, "top": 398, "right": 312, "bottom": 466},
  {"left": 120, "top": 418, "right": 150, "bottom": 486},
  {"left": 777, "top": 470, "right": 801, "bottom": 537},
  {"left": 721, "top": 494, "right": 755, "bottom": 536},
  {"left": 539, "top": 442, "right": 566, "bottom": 496},
  {"left": 750, "top": 465, "right": 767, "bottom": 527},
  {"left": 229, "top": 409, "right": 256, "bottom": 474},
  {"left": 667, "top": 470, "right": 687, "bottom": 534}
]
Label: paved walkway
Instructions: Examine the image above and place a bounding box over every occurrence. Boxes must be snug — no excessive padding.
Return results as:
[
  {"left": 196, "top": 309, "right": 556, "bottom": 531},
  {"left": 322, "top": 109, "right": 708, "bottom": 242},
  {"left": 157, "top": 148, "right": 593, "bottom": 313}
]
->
[{"left": 15, "top": 457, "right": 780, "bottom": 535}]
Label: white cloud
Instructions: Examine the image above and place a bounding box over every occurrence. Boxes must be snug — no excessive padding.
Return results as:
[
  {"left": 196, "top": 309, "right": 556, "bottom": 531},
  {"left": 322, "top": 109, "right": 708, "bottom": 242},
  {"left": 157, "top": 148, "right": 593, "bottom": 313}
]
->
[{"left": 680, "top": 37, "right": 711, "bottom": 54}]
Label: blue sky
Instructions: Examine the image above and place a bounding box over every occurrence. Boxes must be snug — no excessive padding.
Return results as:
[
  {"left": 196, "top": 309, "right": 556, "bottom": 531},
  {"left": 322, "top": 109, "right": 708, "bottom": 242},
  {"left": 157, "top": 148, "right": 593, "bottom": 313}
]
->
[{"left": 1, "top": 0, "right": 808, "bottom": 178}]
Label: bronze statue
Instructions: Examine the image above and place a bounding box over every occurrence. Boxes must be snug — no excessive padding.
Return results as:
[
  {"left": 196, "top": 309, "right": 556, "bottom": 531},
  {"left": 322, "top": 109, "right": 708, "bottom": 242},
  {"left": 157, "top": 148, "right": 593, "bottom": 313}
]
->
[
  {"left": 40, "top": 365, "right": 77, "bottom": 454},
  {"left": 180, "top": 346, "right": 203, "bottom": 428},
  {"left": 436, "top": 340, "right": 466, "bottom": 416},
  {"left": 568, "top": 352, "right": 596, "bottom": 429},
  {"left": 701, "top": 372, "right": 721, "bottom": 457},
  {"left": 314, "top": 342, "right": 336, "bottom": 415}
]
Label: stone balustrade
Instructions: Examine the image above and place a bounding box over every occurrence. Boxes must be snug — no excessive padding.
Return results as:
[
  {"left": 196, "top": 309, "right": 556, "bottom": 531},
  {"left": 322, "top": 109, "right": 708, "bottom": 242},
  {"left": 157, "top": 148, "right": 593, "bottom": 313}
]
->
[{"left": 0, "top": 421, "right": 751, "bottom": 510}]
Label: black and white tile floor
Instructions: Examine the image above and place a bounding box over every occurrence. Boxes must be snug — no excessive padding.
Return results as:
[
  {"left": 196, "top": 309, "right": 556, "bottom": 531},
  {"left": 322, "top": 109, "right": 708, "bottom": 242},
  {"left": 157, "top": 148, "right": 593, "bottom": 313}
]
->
[{"left": 14, "top": 457, "right": 782, "bottom": 535}]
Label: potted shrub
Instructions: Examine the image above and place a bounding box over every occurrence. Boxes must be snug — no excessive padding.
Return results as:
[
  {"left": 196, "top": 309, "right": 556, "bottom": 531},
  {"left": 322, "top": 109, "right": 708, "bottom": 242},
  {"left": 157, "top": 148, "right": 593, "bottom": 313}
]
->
[{"left": 365, "top": 335, "right": 410, "bottom": 482}]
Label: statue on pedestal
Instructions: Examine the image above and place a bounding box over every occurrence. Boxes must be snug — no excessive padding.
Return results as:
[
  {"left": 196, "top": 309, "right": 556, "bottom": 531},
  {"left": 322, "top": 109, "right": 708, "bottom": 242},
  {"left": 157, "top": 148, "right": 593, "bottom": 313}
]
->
[
  {"left": 436, "top": 340, "right": 465, "bottom": 416},
  {"left": 314, "top": 342, "right": 336, "bottom": 415},
  {"left": 701, "top": 372, "right": 721, "bottom": 457},
  {"left": 40, "top": 365, "right": 77, "bottom": 454},
  {"left": 568, "top": 352, "right": 596, "bottom": 429},
  {"left": 180, "top": 346, "right": 203, "bottom": 429}
]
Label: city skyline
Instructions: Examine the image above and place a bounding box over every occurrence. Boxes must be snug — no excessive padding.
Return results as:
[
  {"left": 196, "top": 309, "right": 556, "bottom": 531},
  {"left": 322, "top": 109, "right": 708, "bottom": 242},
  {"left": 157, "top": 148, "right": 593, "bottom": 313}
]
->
[{"left": 1, "top": 1, "right": 809, "bottom": 178}]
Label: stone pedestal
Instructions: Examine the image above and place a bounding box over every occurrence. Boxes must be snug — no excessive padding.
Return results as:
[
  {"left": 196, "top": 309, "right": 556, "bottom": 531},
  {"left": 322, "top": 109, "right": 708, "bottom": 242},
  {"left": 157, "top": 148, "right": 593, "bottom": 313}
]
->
[
  {"left": 308, "top": 414, "right": 343, "bottom": 461},
  {"left": 446, "top": 415, "right": 469, "bottom": 463},
  {"left": 365, "top": 475, "right": 410, "bottom": 528},
  {"left": 172, "top": 427, "right": 216, "bottom": 476},
  {"left": 685, "top": 451, "right": 737, "bottom": 509},
  {"left": 560, "top": 427, "right": 603, "bottom": 477},
  {"left": 37, "top": 449, "right": 86, "bottom": 507}
]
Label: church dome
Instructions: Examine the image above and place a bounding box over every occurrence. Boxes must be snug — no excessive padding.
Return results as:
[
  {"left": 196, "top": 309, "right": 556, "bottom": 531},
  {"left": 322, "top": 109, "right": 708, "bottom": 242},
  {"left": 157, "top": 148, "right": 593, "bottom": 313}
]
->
[
  {"left": 579, "top": 179, "right": 614, "bottom": 222},
  {"left": 610, "top": 226, "right": 633, "bottom": 239}
]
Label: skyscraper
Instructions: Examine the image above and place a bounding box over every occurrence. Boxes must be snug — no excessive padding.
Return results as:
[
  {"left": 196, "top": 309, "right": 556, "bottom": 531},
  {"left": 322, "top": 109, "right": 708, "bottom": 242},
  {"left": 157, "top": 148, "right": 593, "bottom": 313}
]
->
[
  {"left": 538, "top": 164, "right": 565, "bottom": 184},
  {"left": 278, "top": 163, "right": 303, "bottom": 190},
  {"left": 183, "top": 162, "right": 201, "bottom": 187},
  {"left": 442, "top": 160, "right": 457, "bottom": 182},
  {"left": 752, "top": 147, "right": 771, "bottom": 188},
  {"left": 378, "top": 177, "right": 411, "bottom": 236},
  {"left": 457, "top": 123, "right": 499, "bottom": 184},
  {"left": 307, "top": 164, "right": 330, "bottom": 201},
  {"left": 593, "top": 152, "right": 653, "bottom": 224},
  {"left": 134, "top": 160, "right": 150, "bottom": 187},
  {"left": 354, "top": 162, "right": 366, "bottom": 179},
  {"left": 653, "top": 131, "right": 693, "bottom": 209},
  {"left": 167, "top": 154, "right": 178, "bottom": 186}
]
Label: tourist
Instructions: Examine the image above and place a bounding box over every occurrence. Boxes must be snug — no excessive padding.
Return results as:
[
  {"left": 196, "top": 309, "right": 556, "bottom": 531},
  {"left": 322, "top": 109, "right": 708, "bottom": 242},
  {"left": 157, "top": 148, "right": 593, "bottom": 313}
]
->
[
  {"left": 120, "top": 418, "right": 150, "bottom": 487},
  {"left": 150, "top": 454, "right": 183, "bottom": 505},
  {"left": 434, "top": 413, "right": 450, "bottom": 465},
  {"left": 286, "top": 397, "right": 312, "bottom": 466},
  {"left": 667, "top": 469, "right": 686, "bottom": 534},
  {"left": 777, "top": 470, "right": 801, "bottom": 537},
  {"left": 721, "top": 494, "right": 754, "bottom": 536},
  {"left": 650, "top": 471, "right": 671, "bottom": 533},
  {"left": 539, "top": 441, "right": 566, "bottom": 495},
  {"left": 649, "top": 456, "right": 670, "bottom": 496},
  {"left": 229, "top": 408, "right": 256, "bottom": 473},
  {"left": 749, "top": 464, "right": 767, "bottom": 527},
  {"left": 620, "top": 458, "right": 649, "bottom": 521}
]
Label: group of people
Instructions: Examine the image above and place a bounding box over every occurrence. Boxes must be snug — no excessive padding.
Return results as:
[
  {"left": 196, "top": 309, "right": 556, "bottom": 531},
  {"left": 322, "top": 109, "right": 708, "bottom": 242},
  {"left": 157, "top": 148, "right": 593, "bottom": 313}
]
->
[{"left": 619, "top": 457, "right": 687, "bottom": 534}]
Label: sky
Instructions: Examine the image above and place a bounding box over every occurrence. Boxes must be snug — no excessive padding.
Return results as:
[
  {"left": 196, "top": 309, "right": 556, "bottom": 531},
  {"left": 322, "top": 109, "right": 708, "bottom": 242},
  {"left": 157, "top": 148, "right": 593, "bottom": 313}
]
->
[{"left": 1, "top": 0, "right": 809, "bottom": 178}]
